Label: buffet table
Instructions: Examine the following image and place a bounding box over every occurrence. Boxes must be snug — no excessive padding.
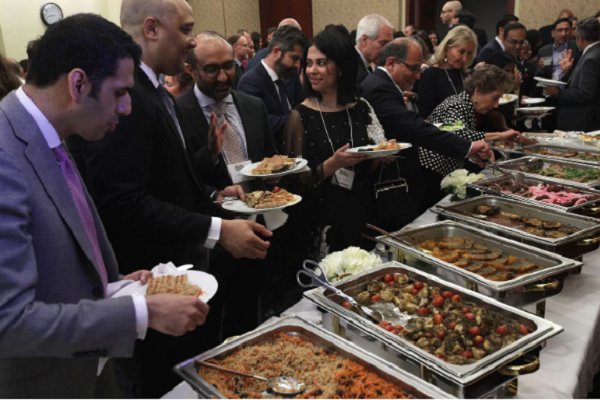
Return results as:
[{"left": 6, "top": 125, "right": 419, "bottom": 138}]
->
[{"left": 163, "top": 194, "right": 600, "bottom": 399}]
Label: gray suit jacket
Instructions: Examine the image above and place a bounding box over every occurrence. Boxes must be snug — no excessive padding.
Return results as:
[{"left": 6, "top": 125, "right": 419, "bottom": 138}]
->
[
  {"left": 0, "top": 92, "right": 137, "bottom": 398},
  {"left": 536, "top": 40, "right": 581, "bottom": 82}
]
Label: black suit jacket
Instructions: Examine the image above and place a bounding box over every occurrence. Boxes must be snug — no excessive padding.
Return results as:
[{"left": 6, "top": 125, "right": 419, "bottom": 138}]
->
[
  {"left": 233, "top": 62, "right": 243, "bottom": 90},
  {"left": 477, "top": 39, "right": 503, "bottom": 63},
  {"left": 67, "top": 67, "right": 215, "bottom": 274},
  {"left": 177, "top": 85, "right": 277, "bottom": 189},
  {"left": 540, "top": 25, "right": 554, "bottom": 47},
  {"left": 361, "top": 69, "right": 472, "bottom": 206},
  {"left": 557, "top": 43, "right": 600, "bottom": 132},
  {"left": 536, "top": 41, "right": 581, "bottom": 82},
  {"left": 357, "top": 56, "right": 370, "bottom": 85},
  {"left": 516, "top": 59, "right": 540, "bottom": 98}
]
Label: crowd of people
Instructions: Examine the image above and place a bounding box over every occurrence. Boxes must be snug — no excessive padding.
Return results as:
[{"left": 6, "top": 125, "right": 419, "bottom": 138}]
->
[{"left": 0, "top": 0, "right": 599, "bottom": 398}]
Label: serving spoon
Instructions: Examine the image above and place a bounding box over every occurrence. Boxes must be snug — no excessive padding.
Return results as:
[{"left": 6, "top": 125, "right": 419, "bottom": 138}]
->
[{"left": 195, "top": 360, "right": 306, "bottom": 396}]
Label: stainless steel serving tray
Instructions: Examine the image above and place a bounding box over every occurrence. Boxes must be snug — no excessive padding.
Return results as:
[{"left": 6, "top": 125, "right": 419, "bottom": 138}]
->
[
  {"left": 497, "top": 156, "right": 600, "bottom": 189},
  {"left": 431, "top": 195, "right": 600, "bottom": 259},
  {"left": 520, "top": 144, "right": 600, "bottom": 166},
  {"left": 303, "top": 262, "right": 563, "bottom": 387},
  {"left": 465, "top": 173, "right": 600, "bottom": 216},
  {"left": 173, "top": 315, "right": 454, "bottom": 399},
  {"left": 374, "top": 221, "right": 581, "bottom": 306}
]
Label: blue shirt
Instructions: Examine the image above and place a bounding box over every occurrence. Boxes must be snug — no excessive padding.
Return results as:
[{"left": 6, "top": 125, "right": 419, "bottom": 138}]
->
[{"left": 552, "top": 42, "right": 568, "bottom": 81}]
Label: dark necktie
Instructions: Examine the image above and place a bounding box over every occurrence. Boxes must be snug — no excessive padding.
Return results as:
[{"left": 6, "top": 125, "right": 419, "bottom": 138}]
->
[
  {"left": 367, "top": 66, "right": 374, "bottom": 73},
  {"left": 53, "top": 145, "right": 108, "bottom": 295},
  {"left": 157, "top": 84, "right": 186, "bottom": 149},
  {"left": 274, "top": 79, "right": 291, "bottom": 112}
]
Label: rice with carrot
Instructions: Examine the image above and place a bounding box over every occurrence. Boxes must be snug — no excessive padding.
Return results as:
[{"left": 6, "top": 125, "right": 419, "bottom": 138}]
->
[{"left": 197, "top": 332, "right": 412, "bottom": 399}]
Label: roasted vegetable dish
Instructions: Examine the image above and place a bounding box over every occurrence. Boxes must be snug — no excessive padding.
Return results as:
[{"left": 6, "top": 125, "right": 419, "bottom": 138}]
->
[
  {"left": 517, "top": 160, "right": 600, "bottom": 183},
  {"left": 523, "top": 148, "right": 600, "bottom": 162},
  {"left": 252, "top": 156, "right": 296, "bottom": 175},
  {"left": 484, "top": 180, "right": 600, "bottom": 207},
  {"left": 347, "top": 274, "right": 533, "bottom": 365}
]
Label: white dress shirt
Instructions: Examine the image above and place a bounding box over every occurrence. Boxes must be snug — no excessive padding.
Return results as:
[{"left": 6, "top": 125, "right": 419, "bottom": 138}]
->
[
  {"left": 140, "top": 62, "right": 222, "bottom": 248},
  {"left": 261, "top": 59, "right": 291, "bottom": 110},
  {"left": 582, "top": 41, "right": 600, "bottom": 57},
  {"left": 356, "top": 46, "right": 371, "bottom": 71},
  {"left": 495, "top": 36, "right": 506, "bottom": 51}
]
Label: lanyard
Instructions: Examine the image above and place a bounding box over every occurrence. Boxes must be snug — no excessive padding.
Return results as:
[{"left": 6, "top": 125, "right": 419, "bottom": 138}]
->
[{"left": 316, "top": 100, "right": 354, "bottom": 154}]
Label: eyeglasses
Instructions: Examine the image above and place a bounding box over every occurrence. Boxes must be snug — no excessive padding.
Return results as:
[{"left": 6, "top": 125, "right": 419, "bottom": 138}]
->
[
  {"left": 441, "top": 9, "right": 451, "bottom": 14},
  {"left": 401, "top": 61, "right": 421, "bottom": 75},
  {"left": 554, "top": 28, "right": 571, "bottom": 33},
  {"left": 199, "top": 62, "right": 236, "bottom": 79},
  {"left": 236, "top": 42, "right": 249, "bottom": 48},
  {"left": 506, "top": 39, "right": 528, "bottom": 46}
]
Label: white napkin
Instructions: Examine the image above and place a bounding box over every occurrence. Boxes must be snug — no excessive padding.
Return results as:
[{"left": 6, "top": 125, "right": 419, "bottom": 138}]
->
[{"left": 263, "top": 209, "right": 288, "bottom": 231}]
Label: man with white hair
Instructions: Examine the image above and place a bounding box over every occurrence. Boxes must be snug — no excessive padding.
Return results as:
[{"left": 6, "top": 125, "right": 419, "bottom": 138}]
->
[
  {"left": 440, "top": 1, "right": 462, "bottom": 27},
  {"left": 355, "top": 14, "right": 394, "bottom": 84}
]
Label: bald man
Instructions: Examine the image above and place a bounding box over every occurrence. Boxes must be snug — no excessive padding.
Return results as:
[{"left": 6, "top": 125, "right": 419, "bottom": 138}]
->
[
  {"left": 541, "top": 9, "right": 574, "bottom": 46},
  {"left": 440, "top": 1, "right": 462, "bottom": 27}
]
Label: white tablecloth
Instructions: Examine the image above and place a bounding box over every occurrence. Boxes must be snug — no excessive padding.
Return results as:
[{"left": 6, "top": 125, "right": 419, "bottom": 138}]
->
[{"left": 163, "top": 195, "right": 600, "bottom": 399}]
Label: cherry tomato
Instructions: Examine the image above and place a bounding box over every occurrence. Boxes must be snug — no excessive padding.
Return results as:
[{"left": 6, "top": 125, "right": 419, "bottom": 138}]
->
[
  {"left": 518, "top": 325, "right": 529, "bottom": 335},
  {"left": 393, "top": 325, "right": 404, "bottom": 333},
  {"left": 433, "top": 314, "right": 444, "bottom": 325},
  {"left": 462, "top": 351, "right": 474, "bottom": 359},
  {"left": 474, "top": 336, "right": 484, "bottom": 347},
  {"left": 413, "top": 282, "right": 424, "bottom": 290},
  {"left": 468, "top": 326, "right": 481, "bottom": 336},
  {"left": 380, "top": 320, "right": 391, "bottom": 326},
  {"left": 387, "top": 281, "right": 397, "bottom": 287},
  {"left": 433, "top": 298, "right": 445, "bottom": 308},
  {"left": 452, "top": 294, "right": 461, "bottom": 302},
  {"left": 273, "top": 187, "right": 280, "bottom": 193},
  {"left": 465, "top": 313, "right": 475, "bottom": 320},
  {"left": 442, "top": 291, "right": 454, "bottom": 298},
  {"left": 461, "top": 307, "right": 469, "bottom": 314},
  {"left": 341, "top": 301, "right": 352, "bottom": 308},
  {"left": 371, "top": 294, "right": 382, "bottom": 303},
  {"left": 425, "top": 332, "right": 434, "bottom": 338},
  {"left": 384, "top": 274, "right": 393, "bottom": 283},
  {"left": 417, "top": 307, "right": 430, "bottom": 315},
  {"left": 497, "top": 326, "right": 509, "bottom": 335},
  {"left": 435, "top": 353, "right": 444, "bottom": 359},
  {"left": 393, "top": 273, "right": 401, "bottom": 280},
  {"left": 385, "top": 325, "right": 394, "bottom": 332},
  {"left": 411, "top": 289, "right": 419, "bottom": 295},
  {"left": 438, "top": 331, "right": 445, "bottom": 339},
  {"left": 441, "top": 311, "right": 448, "bottom": 317},
  {"left": 447, "top": 322, "right": 456, "bottom": 330}
]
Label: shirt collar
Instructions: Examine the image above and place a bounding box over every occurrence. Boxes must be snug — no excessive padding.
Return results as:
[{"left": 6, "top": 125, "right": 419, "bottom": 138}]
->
[
  {"left": 194, "top": 84, "right": 233, "bottom": 108},
  {"left": 140, "top": 61, "right": 160, "bottom": 88},
  {"left": 377, "top": 66, "right": 403, "bottom": 94},
  {"left": 495, "top": 36, "right": 505, "bottom": 50},
  {"left": 234, "top": 58, "right": 242, "bottom": 67},
  {"left": 261, "top": 60, "right": 279, "bottom": 82},
  {"left": 553, "top": 42, "right": 568, "bottom": 52},
  {"left": 355, "top": 46, "right": 370, "bottom": 69},
  {"left": 583, "top": 41, "right": 600, "bottom": 57},
  {"left": 15, "top": 87, "right": 61, "bottom": 149}
]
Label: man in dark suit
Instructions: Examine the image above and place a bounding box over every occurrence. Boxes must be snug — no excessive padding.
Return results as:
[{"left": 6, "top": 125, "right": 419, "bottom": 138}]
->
[
  {"left": 477, "top": 14, "right": 519, "bottom": 63},
  {"left": 227, "top": 34, "right": 248, "bottom": 90},
  {"left": 536, "top": 18, "right": 582, "bottom": 82},
  {"left": 362, "top": 38, "right": 491, "bottom": 224},
  {"left": 68, "top": 0, "right": 273, "bottom": 396},
  {"left": 499, "top": 23, "right": 539, "bottom": 98},
  {"left": 238, "top": 25, "right": 306, "bottom": 149},
  {"left": 545, "top": 18, "right": 600, "bottom": 132},
  {"left": 540, "top": 9, "right": 574, "bottom": 47},
  {"left": 355, "top": 14, "right": 394, "bottom": 84}
]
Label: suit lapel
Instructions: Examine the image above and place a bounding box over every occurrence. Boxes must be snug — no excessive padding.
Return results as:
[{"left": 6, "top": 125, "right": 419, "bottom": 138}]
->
[{"left": 257, "top": 63, "right": 287, "bottom": 114}]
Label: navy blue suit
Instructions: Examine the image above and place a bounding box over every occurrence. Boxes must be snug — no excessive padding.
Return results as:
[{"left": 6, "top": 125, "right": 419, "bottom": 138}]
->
[{"left": 477, "top": 39, "right": 503, "bottom": 63}]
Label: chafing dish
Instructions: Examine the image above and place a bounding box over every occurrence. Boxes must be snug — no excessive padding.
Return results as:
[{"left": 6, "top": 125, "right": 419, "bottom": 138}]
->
[
  {"left": 173, "top": 315, "right": 453, "bottom": 399},
  {"left": 303, "top": 262, "right": 563, "bottom": 397},
  {"left": 465, "top": 173, "right": 600, "bottom": 217},
  {"left": 374, "top": 221, "right": 581, "bottom": 310},
  {"left": 496, "top": 156, "right": 600, "bottom": 189},
  {"left": 520, "top": 144, "right": 600, "bottom": 166},
  {"left": 432, "top": 196, "right": 600, "bottom": 260}
]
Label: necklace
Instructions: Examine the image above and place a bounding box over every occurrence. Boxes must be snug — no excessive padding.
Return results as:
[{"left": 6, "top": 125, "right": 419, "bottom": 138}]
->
[
  {"left": 316, "top": 100, "right": 354, "bottom": 153},
  {"left": 443, "top": 68, "right": 465, "bottom": 95},
  {"left": 318, "top": 99, "right": 341, "bottom": 109}
]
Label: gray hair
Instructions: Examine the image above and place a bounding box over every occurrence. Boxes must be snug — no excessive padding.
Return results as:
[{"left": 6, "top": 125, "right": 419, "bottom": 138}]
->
[
  {"left": 464, "top": 64, "right": 512, "bottom": 95},
  {"left": 356, "top": 14, "right": 394, "bottom": 45},
  {"left": 377, "top": 38, "right": 418, "bottom": 66},
  {"left": 576, "top": 17, "right": 600, "bottom": 42},
  {"left": 186, "top": 31, "right": 231, "bottom": 68},
  {"left": 430, "top": 25, "right": 477, "bottom": 72}
]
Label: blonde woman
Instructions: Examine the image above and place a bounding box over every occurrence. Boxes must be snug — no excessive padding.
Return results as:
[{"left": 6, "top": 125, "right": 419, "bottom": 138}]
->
[{"left": 417, "top": 26, "right": 477, "bottom": 119}]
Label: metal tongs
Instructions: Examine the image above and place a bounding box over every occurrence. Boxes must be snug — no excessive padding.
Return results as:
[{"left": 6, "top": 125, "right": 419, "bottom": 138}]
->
[{"left": 297, "top": 260, "right": 383, "bottom": 323}]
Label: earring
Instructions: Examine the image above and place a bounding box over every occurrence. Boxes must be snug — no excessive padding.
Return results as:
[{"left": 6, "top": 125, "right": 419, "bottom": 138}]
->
[{"left": 444, "top": 57, "right": 448, "bottom": 62}]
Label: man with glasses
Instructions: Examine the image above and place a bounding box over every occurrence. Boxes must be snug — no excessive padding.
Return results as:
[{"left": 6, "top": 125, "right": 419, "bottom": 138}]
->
[
  {"left": 227, "top": 34, "right": 249, "bottom": 89},
  {"left": 440, "top": 1, "right": 462, "bottom": 28},
  {"left": 477, "top": 14, "right": 519, "bottom": 63},
  {"left": 500, "top": 23, "right": 538, "bottom": 97},
  {"left": 536, "top": 18, "right": 581, "bottom": 83}
]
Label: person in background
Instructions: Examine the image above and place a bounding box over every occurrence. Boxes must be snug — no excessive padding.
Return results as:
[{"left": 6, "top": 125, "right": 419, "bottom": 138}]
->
[
  {"left": 502, "top": 23, "right": 538, "bottom": 97},
  {"left": 4, "top": 58, "right": 25, "bottom": 84},
  {"left": 440, "top": 1, "right": 462, "bottom": 28},
  {"left": 414, "top": 30, "right": 434, "bottom": 56},
  {"left": 417, "top": 26, "right": 477, "bottom": 119},
  {"left": 545, "top": 18, "right": 600, "bottom": 132},
  {"left": 246, "top": 18, "right": 302, "bottom": 71},
  {"left": 536, "top": 18, "right": 581, "bottom": 83},
  {"left": 393, "top": 30, "right": 406, "bottom": 39},
  {"left": 355, "top": 14, "right": 394, "bottom": 84},
  {"left": 251, "top": 31, "right": 263, "bottom": 50},
  {"left": 540, "top": 9, "right": 574, "bottom": 46},
  {"left": 477, "top": 14, "right": 519, "bottom": 63},
  {"left": 521, "top": 42, "right": 533, "bottom": 61},
  {"left": 18, "top": 59, "right": 28, "bottom": 78},
  {"left": 571, "top": 17, "right": 579, "bottom": 40},
  {"left": 237, "top": 29, "right": 255, "bottom": 60},
  {"left": 428, "top": 30, "right": 440, "bottom": 50},
  {"left": 267, "top": 26, "right": 277, "bottom": 43},
  {"left": 526, "top": 29, "right": 543, "bottom": 62},
  {"left": 405, "top": 24, "right": 416, "bottom": 37},
  {"left": 451, "top": 10, "right": 482, "bottom": 61},
  {"left": 0, "top": 55, "right": 21, "bottom": 100},
  {"left": 421, "top": 65, "right": 520, "bottom": 211},
  {"left": 227, "top": 34, "right": 249, "bottom": 89},
  {"left": 164, "top": 72, "right": 194, "bottom": 98}
]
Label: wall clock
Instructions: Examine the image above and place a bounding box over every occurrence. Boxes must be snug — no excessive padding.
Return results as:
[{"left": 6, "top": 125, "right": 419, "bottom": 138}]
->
[{"left": 41, "top": 3, "right": 64, "bottom": 26}]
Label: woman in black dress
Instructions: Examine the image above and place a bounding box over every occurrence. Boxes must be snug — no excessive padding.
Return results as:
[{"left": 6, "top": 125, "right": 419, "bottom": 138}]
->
[{"left": 283, "top": 28, "right": 389, "bottom": 262}]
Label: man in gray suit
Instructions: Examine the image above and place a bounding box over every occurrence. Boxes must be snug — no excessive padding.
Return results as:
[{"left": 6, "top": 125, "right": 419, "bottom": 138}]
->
[
  {"left": 536, "top": 17, "right": 581, "bottom": 83},
  {"left": 0, "top": 14, "right": 209, "bottom": 398}
]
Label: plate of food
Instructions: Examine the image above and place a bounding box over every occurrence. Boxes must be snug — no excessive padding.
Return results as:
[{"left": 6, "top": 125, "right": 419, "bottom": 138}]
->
[
  {"left": 434, "top": 120, "right": 465, "bottom": 132},
  {"left": 241, "top": 156, "right": 308, "bottom": 178},
  {"left": 517, "top": 107, "right": 555, "bottom": 114},
  {"left": 534, "top": 77, "right": 567, "bottom": 87},
  {"left": 222, "top": 188, "right": 302, "bottom": 214},
  {"left": 577, "top": 131, "right": 600, "bottom": 147},
  {"left": 346, "top": 141, "right": 412, "bottom": 157},
  {"left": 522, "top": 97, "right": 546, "bottom": 105},
  {"left": 499, "top": 93, "right": 518, "bottom": 105}
]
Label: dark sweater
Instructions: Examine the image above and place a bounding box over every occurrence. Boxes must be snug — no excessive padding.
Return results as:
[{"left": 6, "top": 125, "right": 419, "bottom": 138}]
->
[{"left": 417, "top": 67, "right": 465, "bottom": 119}]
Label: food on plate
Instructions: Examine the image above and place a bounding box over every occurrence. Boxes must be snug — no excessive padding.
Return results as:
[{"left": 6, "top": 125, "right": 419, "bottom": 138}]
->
[
  {"left": 350, "top": 274, "right": 533, "bottom": 365},
  {"left": 320, "top": 247, "right": 382, "bottom": 282},
  {"left": 523, "top": 148, "right": 600, "bottom": 162},
  {"left": 146, "top": 275, "right": 204, "bottom": 296},
  {"left": 491, "top": 141, "right": 514, "bottom": 149},
  {"left": 484, "top": 180, "right": 600, "bottom": 206},
  {"left": 196, "top": 332, "right": 412, "bottom": 399},
  {"left": 371, "top": 141, "right": 404, "bottom": 151},
  {"left": 439, "top": 120, "right": 465, "bottom": 131},
  {"left": 417, "top": 237, "right": 548, "bottom": 281},
  {"left": 517, "top": 160, "right": 600, "bottom": 183},
  {"left": 578, "top": 135, "right": 600, "bottom": 141},
  {"left": 251, "top": 155, "right": 296, "bottom": 175},
  {"left": 245, "top": 188, "right": 296, "bottom": 209}
]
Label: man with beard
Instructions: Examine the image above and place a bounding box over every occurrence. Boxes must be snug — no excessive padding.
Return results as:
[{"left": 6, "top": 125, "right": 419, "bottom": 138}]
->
[{"left": 237, "top": 25, "right": 307, "bottom": 149}]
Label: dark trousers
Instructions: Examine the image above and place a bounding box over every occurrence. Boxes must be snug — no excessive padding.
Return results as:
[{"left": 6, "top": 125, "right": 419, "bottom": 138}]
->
[{"left": 419, "top": 167, "right": 447, "bottom": 214}]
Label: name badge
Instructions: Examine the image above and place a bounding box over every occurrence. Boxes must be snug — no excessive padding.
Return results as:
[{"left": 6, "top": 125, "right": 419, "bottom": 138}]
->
[
  {"left": 227, "top": 160, "right": 252, "bottom": 184},
  {"left": 332, "top": 168, "right": 355, "bottom": 190}
]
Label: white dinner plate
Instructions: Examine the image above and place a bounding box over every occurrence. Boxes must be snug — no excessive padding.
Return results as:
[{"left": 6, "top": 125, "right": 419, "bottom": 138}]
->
[
  {"left": 346, "top": 143, "right": 412, "bottom": 158},
  {"left": 240, "top": 159, "right": 308, "bottom": 178},
  {"left": 222, "top": 195, "right": 302, "bottom": 215},
  {"left": 534, "top": 77, "right": 567, "bottom": 87},
  {"left": 113, "top": 270, "right": 218, "bottom": 303},
  {"left": 522, "top": 98, "right": 546, "bottom": 105},
  {"left": 499, "top": 94, "right": 518, "bottom": 105},
  {"left": 517, "top": 107, "right": 556, "bottom": 114}
]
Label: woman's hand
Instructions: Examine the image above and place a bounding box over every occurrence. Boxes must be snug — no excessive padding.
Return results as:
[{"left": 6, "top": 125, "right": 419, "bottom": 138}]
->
[
  {"left": 328, "top": 143, "right": 369, "bottom": 169},
  {"left": 497, "top": 129, "right": 522, "bottom": 143},
  {"left": 514, "top": 70, "right": 523, "bottom": 91}
]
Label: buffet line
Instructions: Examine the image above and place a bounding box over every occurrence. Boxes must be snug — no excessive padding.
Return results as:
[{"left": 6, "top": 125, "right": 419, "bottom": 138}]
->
[{"left": 172, "top": 136, "right": 600, "bottom": 399}]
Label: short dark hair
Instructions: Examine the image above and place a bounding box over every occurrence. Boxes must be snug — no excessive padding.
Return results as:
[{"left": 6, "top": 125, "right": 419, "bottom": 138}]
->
[
  {"left": 464, "top": 64, "right": 513, "bottom": 95},
  {"left": 595, "top": 10, "right": 600, "bottom": 19},
  {"left": 26, "top": 39, "right": 41, "bottom": 61},
  {"left": 267, "top": 26, "right": 277, "bottom": 35},
  {"left": 251, "top": 31, "right": 262, "bottom": 48},
  {"left": 455, "top": 11, "right": 476, "bottom": 29},
  {"left": 414, "top": 30, "right": 434, "bottom": 55},
  {"left": 576, "top": 18, "right": 600, "bottom": 42},
  {"left": 175, "top": 72, "right": 194, "bottom": 90},
  {"left": 326, "top": 24, "right": 353, "bottom": 45},
  {"left": 553, "top": 18, "right": 572, "bottom": 30},
  {"left": 19, "top": 59, "right": 28, "bottom": 74},
  {"left": 393, "top": 31, "right": 406, "bottom": 39},
  {"left": 496, "top": 14, "right": 519, "bottom": 35},
  {"left": 378, "top": 40, "right": 411, "bottom": 66},
  {"left": 0, "top": 55, "right": 22, "bottom": 100},
  {"left": 237, "top": 29, "right": 249, "bottom": 36},
  {"left": 427, "top": 31, "right": 439, "bottom": 40},
  {"left": 227, "top": 34, "right": 242, "bottom": 45},
  {"left": 301, "top": 28, "right": 358, "bottom": 105},
  {"left": 526, "top": 29, "right": 542, "bottom": 46},
  {"left": 486, "top": 51, "right": 517, "bottom": 69},
  {"left": 503, "top": 23, "right": 527, "bottom": 39},
  {"left": 267, "top": 25, "right": 307, "bottom": 56},
  {"left": 27, "top": 14, "right": 141, "bottom": 99}
]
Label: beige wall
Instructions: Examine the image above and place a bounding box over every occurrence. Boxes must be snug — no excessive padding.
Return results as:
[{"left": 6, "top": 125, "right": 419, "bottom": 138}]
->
[
  {"left": 516, "top": 0, "right": 600, "bottom": 30},
  {"left": 189, "top": 0, "right": 260, "bottom": 38}
]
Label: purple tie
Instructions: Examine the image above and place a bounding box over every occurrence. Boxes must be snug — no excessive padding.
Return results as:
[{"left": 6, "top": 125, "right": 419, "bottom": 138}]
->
[{"left": 53, "top": 145, "right": 108, "bottom": 295}]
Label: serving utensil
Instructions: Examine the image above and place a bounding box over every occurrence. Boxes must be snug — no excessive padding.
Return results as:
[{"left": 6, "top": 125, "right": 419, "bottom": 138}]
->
[
  {"left": 434, "top": 205, "right": 488, "bottom": 220},
  {"left": 297, "top": 260, "right": 383, "bottom": 324},
  {"left": 194, "top": 360, "right": 306, "bottom": 396},
  {"left": 367, "top": 224, "right": 432, "bottom": 254}
]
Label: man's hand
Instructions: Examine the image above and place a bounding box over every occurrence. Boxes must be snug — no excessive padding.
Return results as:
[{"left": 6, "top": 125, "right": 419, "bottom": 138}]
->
[
  {"left": 219, "top": 220, "right": 273, "bottom": 259},
  {"left": 468, "top": 141, "right": 491, "bottom": 167},
  {"left": 559, "top": 49, "right": 574, "bottom": 73},
  {"left": 123, "top": 270, "right": 153, "bottom": 284},
  {"left": 208, "top": 112, "right": 226, "bottom": 161},
  {"left": 514, "top": 70, "right": 523, "bottom": 91},
  {"left": 544, "top": 86, "right": 560, "bottom": 97},
  {"left": 146, "top": 294, "right": 210, "bottom": 336},
  {"left": 217, "top": 185, "right": 245, "bottom": 202}
]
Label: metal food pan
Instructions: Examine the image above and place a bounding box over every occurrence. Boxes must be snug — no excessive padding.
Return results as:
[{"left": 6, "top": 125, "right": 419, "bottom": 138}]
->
[
  {"left": 173, "top": 315, "right": 454, "bottom": 399},
  {"left": 520, "top": 144, "right": 600, "bottom": 166},
  {"left": 303, "top": 262, "right": 562, "bottom": 389},
  {"left": 496, "top": 156, "right": 600, "bottom": 189},
  {"left": 431, "top": 195, "right": 600, "bottom": 259},
  {"left": 465, "top": 173, "right": 600, "bottom": 216},
  {"left": 374, "top": 221, "right": 581, "bottom": 306}
]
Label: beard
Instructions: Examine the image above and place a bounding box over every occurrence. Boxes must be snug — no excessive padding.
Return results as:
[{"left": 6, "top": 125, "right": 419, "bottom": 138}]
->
[
  {"left": 197, "top": 76, "right": 233, "bottom": 102},
  {"left": 275, "top": 56, "right": 296, "bottom": 80}
]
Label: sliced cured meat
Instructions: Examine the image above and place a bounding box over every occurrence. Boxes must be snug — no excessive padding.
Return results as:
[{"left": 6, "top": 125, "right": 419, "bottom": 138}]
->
[{"left": 476, "top": 266, "right": 497, "bottom": 277}]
